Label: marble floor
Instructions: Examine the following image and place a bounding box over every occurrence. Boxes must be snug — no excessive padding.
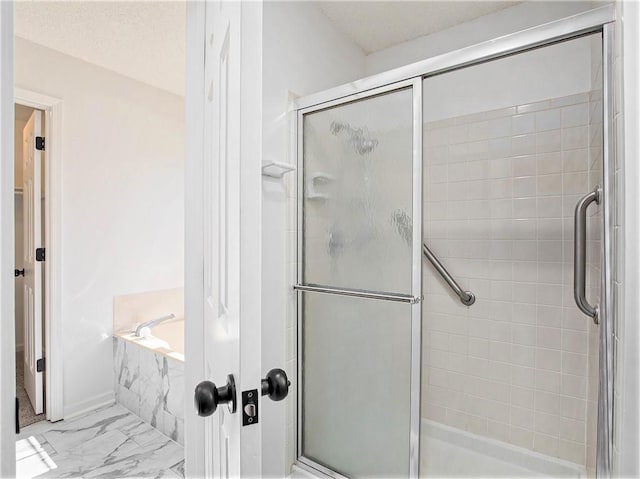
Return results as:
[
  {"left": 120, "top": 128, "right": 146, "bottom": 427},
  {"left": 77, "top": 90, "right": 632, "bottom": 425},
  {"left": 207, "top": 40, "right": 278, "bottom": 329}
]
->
[{"left": 16, "top": 404, "right": 184, "bottom": 479}]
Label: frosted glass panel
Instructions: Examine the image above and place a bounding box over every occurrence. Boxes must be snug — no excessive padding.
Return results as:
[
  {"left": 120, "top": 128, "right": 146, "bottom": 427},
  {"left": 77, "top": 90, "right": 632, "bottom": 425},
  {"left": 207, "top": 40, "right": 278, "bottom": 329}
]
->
[
  {"left": 302, "top": 87, "right": 414, "bottom": 294},
  {"left": 302, "top": 292, "right": 411, "bottom": 477}
]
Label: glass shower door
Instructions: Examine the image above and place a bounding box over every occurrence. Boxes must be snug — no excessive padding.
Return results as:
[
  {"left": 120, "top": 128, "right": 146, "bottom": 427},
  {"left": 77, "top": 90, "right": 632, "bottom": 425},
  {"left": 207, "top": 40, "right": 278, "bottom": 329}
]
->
[{"left": 297, "top": 81, "right": 423, "bottom": 477}]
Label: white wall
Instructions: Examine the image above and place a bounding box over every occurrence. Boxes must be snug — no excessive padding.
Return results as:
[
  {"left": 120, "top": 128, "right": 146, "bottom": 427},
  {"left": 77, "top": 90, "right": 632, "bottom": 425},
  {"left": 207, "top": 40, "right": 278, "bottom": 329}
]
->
[
  {"left": 261, "top": 2, "right": 366, "bottom": 476},
  {"left": 365, "top": 1, "right": 602, "bottom": 76},
  {"left": 14, "top": 37, "right": 184, "bottom": 418}
]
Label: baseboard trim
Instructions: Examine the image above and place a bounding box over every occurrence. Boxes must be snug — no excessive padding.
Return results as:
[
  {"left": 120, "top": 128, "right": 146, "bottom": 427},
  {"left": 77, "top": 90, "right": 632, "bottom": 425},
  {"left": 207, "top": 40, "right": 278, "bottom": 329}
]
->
[{"left": 62, "top": 392, "right": 115, "bottom": 421}]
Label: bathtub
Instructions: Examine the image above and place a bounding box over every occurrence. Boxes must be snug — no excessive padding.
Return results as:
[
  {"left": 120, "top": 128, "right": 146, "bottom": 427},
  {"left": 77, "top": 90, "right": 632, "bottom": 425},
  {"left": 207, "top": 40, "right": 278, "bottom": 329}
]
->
[{"left": 113, "top": 317, "right": 184, "bottom": 444}]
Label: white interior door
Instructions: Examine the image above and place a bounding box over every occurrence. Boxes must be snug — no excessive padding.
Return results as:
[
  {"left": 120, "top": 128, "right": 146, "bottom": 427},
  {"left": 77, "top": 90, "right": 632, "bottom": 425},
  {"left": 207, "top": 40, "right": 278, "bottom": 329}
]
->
[
  {"left": 186, "top": 1, "right": 263, "bottom": 477},
  {"left": 22, "top": 110, "right": 44, "bottom": 415}
]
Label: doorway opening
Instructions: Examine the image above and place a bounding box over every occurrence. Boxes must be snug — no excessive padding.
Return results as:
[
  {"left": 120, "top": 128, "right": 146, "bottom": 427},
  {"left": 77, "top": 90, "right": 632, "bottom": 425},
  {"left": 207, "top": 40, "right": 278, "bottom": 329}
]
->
[{"left": 14, "top": 103, "right": 46, "bottom": 430}]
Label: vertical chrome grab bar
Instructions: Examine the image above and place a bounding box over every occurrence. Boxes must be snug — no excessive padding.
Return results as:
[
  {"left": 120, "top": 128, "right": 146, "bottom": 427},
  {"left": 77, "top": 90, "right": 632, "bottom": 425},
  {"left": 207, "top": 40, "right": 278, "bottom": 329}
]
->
[
  {"left": 574, "top": 185, "right": 601, "bottom": 323},
  {"left": 423, "top": 244, "right": 475, "bottom": 306}
]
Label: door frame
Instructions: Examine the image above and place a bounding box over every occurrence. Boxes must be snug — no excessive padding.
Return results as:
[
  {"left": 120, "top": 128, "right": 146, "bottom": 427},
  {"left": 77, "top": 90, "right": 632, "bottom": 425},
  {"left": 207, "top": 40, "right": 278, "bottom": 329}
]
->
[
  {"left": 292, "top": 5, "right": 617, "bottom": 478},
  {"left": 14, "top": 89, "right": 63, "bottom": 424}
]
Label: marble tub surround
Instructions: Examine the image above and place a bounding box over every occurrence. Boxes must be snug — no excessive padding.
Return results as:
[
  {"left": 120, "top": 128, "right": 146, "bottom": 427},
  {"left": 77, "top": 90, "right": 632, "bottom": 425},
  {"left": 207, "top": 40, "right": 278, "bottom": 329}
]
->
[
  {"left": 114, "top": 337, "right": 185, "bottom": 445},
  {"left": 16, "top": 403, "right": 184, "bottom": 478}
]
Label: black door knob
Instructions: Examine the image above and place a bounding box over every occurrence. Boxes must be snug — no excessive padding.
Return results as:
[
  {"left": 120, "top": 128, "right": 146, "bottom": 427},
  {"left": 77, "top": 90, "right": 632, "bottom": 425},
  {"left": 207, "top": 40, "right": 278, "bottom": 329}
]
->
[
  {"left": 261, "top": 368, "right": 290, "bottom": 402},
  {"left": 194, "top": 374, "right": 237, "bottom": 417},
  {"left": 14, "top": 269, "right": 24, "bottom": 277}
]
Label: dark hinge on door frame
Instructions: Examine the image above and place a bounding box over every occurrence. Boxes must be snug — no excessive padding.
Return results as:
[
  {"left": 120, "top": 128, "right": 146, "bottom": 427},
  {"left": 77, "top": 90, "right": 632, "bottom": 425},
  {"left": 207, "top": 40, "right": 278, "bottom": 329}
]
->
[
  {"left": 37, "top": 358, "right": 45, "bottom": 373},
  {"left": 36, "top": 248, "right": 45, "bottom": 262},
  {"left": 15, "top": 397, "right": 20, "bottom": 434},
  {"left": 36, "top": 136, "right": 45, "bottom": 151}
]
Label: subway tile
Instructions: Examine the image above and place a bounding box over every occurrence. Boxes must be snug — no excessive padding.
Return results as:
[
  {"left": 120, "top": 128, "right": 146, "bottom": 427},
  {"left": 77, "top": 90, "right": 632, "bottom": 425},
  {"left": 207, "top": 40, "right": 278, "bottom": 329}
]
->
[
  {"left": 514, "top": 176, "right": 537, "bottom": 198},
  {"left": 562, "top": 330, "right": 588, "bottom": 355},
  {"left": 563, "top": 172, "right": 589, "bottom": 195},
  {"left": 537, "top": 305, "right": 563, "bottom": 328},
  {"left": 538, "top": 262, "right": 563, "bottom": 284},
  {"left": 562, "top": 126, "right": 589, "bottom": 150},
  {"left": 513, "top": 282, "right": 537, "bottom": 304},
  {"left": 513, "top": 303, "right": 537, "bottom": 325},
  {"left": 562, "top": 149, "right": 589, "bottom": 172},
  {"left": 562, "top": 103, "right": 589, "bottom": 128},
  {"left": 536, "top": 109, "right": 561, "bottom": 132},
  {"left": 559, "top": 417, "right": 586, "bottom": 442},
  {"left": 535, "top": 369, "right": 561, "bottom": 393},
  {"left": 535, "top": 390, "right": 561, "bottom": 416},
  {"left": 488, "top": 117, "right": 512, "bottom": 139},
  {"left": 488, "top": 420, "right": 511, "bottom": 442},
  {"left": 560, "top": 396, "right": 587, "bottom": 420},
  {"left": 558, "top": 439, "right": 586, "bottom": 465},
  {"left": 536, "top": 348, "right": 561, "bottom": 372},
  {"left": 511, "top": 405, "right": 534, "bottom": 429},
  {"left": 486, "top": 360, "right": 511, "bottom": 383},
  {"left": 511, "top": 385, "right": 535, "bottom": 409},
  {"left": 488, "top": 138, "right": 512, "bottom": 160},
  {"left": 512, "top": 134, "right": 537, "bottom": 156},
  {"left": 534, "top": 411, "right": 561, "bottom": 436},
  {"left": 562, "top": 351, "right": 588, "bottom": 377},
  {"left": 511, "top": 365, "right": 535, "bottom": 388},
  {"left": 512, "top": 113, "right": 536, "bottom": 135},
  {"left": 512, "top": 155, "right": 536, "bottom": 176},
  {"left": 537, "top": 152, "right": 563, "bottom": 174},
  {"left": 537, "top": 196, "right": 563, "bottom": 218},
  {"left": 537, "top": 326, "right": 561, "bottom": 350},
  {"left": 537, "top": 130, "right": 562, "bottom": 153},
  {"left": 537, "top": 218, "right": 563, "bottom": 240},
  {"left": 534, "top": 432, "right": 559, "bottom": 457},
  {"left": 511, "top": 344, "right": 536, "bottom": 367},
  {"left": 513, "top": 262, "right": 537, "bottom": 283},
  {"left": 510, "top": 426, "right": 534, "bottom": 449},
  {"left": 561, "top": 374, "right": 587, "bottom": 399},
  {"left": 512, "top": 324, "right": 536, "bottom": 347},
  {"left": 537, "top": 174, "right": 563, "bottom": 196},
  {"left": 468, "top": 121, "right": 489, "bottom": 142}
]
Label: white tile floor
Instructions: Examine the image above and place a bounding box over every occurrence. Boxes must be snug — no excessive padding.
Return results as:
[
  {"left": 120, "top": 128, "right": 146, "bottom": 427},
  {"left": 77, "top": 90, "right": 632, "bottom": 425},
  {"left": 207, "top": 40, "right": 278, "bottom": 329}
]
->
[{"left": 16, "top": 404, "right": 184, "bottom": 479}]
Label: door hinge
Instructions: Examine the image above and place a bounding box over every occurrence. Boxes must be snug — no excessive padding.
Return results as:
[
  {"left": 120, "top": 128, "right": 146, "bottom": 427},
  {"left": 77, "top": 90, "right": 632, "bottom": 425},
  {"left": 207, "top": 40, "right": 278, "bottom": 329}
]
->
[
  {"left": 35, "top": 248, "right": 45, "bottom": 262},
  {"left": 15, "top": 397, "right": 20, "bottom": 434},
  {"left": 36, "top": 137, "right": 45, "bottom": 151},
  {"left": 36, "top": 358, "right": 45, "bottom": 373}
]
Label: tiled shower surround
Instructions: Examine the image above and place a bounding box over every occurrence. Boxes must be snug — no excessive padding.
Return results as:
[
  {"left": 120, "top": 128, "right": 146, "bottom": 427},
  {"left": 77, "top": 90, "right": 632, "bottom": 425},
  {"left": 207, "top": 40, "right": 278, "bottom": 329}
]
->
[
  {"left": 422, "top": 90, "right": 602, "bottom": 469},
  {"left": 113, "top": 337, "right": 185, "bottom": 445}
]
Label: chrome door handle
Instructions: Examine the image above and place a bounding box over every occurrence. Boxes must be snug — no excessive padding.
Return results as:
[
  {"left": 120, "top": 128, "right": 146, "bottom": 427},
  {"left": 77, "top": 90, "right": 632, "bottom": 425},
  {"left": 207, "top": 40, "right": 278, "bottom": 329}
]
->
[
  {"left": 194, "top": 374, "right": 237, "bottom": 416},
  {"left": 574, "top": 185, "right": 601, "bottom": 324}
]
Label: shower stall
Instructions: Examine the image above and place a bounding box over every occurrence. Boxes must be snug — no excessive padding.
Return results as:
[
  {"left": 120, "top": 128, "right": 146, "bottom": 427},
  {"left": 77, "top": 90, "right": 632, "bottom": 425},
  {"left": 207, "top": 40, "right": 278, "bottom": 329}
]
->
[{"left": 293, "top": 6, "right": 616, "bottom": 479}]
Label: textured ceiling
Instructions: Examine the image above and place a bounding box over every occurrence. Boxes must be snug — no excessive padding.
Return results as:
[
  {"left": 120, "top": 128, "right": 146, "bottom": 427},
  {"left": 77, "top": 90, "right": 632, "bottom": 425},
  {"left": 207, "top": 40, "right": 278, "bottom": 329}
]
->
[
  {"left": 14, "top": 1, "right": 186, "bottom": 96},
  {"left": 318, "top": 1, "right": 521, "bottom": 54}
]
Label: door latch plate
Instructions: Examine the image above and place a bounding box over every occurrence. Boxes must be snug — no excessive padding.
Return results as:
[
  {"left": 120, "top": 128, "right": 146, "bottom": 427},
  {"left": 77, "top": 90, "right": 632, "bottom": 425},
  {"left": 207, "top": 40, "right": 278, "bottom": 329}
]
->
[{"left": 241, "top": 389, "right": 258, "bottom": 426}]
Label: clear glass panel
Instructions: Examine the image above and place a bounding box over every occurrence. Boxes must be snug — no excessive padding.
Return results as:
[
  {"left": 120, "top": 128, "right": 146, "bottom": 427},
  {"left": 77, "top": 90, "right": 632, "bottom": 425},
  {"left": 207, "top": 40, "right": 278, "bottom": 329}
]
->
[
  {"left": 302, "top": 292, "right": 412, "bottom": 477},
  {"left": 420, "top": 34, "right": 602, "bottom": 477},
  {"left": 302, "top": 87, "right": 414, "bottom": 294}
]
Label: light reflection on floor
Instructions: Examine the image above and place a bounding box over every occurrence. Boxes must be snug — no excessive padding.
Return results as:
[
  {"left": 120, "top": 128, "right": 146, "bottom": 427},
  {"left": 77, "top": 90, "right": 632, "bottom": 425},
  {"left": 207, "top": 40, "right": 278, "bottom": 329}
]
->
[{"left": 16, "top": 436, "right": 58, "bottom": 479}]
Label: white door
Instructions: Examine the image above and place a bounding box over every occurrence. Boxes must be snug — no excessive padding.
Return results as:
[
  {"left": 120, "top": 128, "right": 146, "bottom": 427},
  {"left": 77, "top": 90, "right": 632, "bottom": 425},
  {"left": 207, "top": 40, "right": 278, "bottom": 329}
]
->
[
  {"left": 22, "top": 110, "right": 44, "bottom": 415},
  {"left": 185, "top": 1, "right": 264, "bottom": 477}
]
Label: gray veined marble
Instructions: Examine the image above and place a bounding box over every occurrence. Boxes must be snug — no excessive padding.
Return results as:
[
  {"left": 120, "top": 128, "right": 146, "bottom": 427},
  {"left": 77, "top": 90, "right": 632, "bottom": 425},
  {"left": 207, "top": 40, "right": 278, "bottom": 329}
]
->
[
  {"left": 16, "top": 404, "right": 184, "bottom": 479},
  {"left": 113, "top": 337, "right": 185, "bottom": 444}
]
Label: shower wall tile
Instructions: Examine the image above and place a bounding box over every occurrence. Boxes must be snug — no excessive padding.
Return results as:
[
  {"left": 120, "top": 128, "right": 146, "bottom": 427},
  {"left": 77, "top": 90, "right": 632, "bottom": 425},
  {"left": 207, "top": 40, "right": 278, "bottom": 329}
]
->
[{"left": 422, "top": 91, "right": 601, "bottom": 468}]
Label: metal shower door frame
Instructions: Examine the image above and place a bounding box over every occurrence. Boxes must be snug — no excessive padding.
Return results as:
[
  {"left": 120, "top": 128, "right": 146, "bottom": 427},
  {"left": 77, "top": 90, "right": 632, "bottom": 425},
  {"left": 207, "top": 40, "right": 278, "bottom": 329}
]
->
[
  {"left": 293, "top": 5, "right": 617, "bottom": 478},
  {"left": 295, "top": 77, "right": 424, "bottom": 478}
]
